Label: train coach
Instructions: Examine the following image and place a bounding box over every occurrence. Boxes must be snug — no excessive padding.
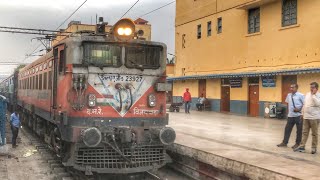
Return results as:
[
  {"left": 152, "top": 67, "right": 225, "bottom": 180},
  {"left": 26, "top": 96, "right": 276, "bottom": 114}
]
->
[{"left": 12, "top": 18, "right": 175, "bottom": 176}]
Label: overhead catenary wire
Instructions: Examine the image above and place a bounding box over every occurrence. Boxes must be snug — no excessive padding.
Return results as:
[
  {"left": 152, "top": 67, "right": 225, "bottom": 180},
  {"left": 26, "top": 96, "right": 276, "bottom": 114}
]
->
[
  {"left": 25, "top": 0, "right": 89, "bottom": 60},
  {"left": 138, "top": 1, "right": 175, "bottom": 18},
  {"left": 119, "top": 0, "right": 140, "bottom": 20}
]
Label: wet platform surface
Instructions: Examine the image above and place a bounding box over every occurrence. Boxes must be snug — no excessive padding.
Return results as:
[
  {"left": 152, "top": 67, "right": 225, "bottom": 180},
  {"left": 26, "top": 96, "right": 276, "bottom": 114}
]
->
[{"left": 169, "top": 111, "right": 320, "bottom": 180}]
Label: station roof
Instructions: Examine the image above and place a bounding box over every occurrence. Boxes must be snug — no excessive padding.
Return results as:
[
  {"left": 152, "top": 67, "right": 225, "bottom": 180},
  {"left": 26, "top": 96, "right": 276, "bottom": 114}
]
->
[{"left": 167, "top": 68, "right": 320, "bottom": 81}]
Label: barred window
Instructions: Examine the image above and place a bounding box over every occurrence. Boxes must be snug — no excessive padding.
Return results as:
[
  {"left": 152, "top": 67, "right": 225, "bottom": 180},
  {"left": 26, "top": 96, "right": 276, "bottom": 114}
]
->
[
  {"left": 39, "top": 74, "right": 42, "bottom": 90},
  {"left": 248, "top": 8, "right": 260, "bottom": 34},
  {"left": 207, "top": 21, "right": 212, "bottom": 37},
  {"left": 43, "top": 72, "right": 47, "bottom": 90},
  {"left": 282, "top": 0, "right": 297, "bottom": 27},
  {"left": 48, "top": 71, "right": 52, "bottom": 90},
  {"left": 217, "top": 17, "right": 222, "bottom": 34},
  {"left": 182, "top": 34, "right": 186, "bottom": 49},
  {"left": 197, "top": 24, "right": 201, "bottom": 39}
]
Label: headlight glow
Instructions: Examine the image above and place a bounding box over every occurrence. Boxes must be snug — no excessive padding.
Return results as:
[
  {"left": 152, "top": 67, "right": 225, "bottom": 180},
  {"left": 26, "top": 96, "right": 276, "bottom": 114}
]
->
[
  {"left": 117, "top": 28, "right": 125, "bottom": 35},
  {"left": 124, "top": 28, "right": 132, "bottom": 36}
]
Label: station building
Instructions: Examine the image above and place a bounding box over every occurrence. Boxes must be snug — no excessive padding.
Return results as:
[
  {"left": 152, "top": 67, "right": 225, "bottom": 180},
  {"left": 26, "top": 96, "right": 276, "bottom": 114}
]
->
[{"left": 168, "top": 0, "right": 320, "bottom": 117}]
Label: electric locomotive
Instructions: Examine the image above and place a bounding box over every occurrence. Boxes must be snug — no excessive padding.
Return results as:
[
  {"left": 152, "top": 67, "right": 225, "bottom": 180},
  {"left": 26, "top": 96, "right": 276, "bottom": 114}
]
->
[{"left": 16, "top": 18, "right": 175, "bottom": 175}]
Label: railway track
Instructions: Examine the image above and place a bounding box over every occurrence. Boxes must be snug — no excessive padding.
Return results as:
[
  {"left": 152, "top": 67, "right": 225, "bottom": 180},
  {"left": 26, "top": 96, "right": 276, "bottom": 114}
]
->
[{"left": 21, "top": 126, "right": 185, "bottom": 180}]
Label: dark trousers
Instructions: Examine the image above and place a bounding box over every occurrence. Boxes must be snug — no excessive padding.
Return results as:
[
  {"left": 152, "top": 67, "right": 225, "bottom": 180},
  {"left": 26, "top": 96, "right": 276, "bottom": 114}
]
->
[
  {"left": 282, "top": 116, "right": 303, "bottom": 145},
  {"left": 11, "top": 126, "right": 19, "bottom": 146},
  {"left": 185, "top": 101, "right": 191, "bottom": 113},
  {"left": 196, "top": 103, "right": 204, "bottom": 110}
]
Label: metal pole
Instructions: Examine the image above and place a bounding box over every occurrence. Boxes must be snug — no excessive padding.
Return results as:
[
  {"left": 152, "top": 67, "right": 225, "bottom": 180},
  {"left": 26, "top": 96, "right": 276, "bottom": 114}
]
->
[{"left": 0, "top": 95, "right": 6, "bottom": 145}]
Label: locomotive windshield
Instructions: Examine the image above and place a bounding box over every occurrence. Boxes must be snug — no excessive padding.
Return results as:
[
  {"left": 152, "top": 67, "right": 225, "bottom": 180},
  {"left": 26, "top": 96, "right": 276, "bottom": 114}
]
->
[
  {"left": 83, "top": 43, "right": 162, "bottom": 69},
  {"left": 83, "top": 43, "right": 122, "bottom": 67},
  {"left": 125, "top": 45, "right": 161, "bottom": 69}
]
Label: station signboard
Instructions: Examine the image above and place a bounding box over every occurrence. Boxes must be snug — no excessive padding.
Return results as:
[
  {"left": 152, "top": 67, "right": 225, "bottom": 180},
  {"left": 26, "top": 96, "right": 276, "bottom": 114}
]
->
[
  {"left": 230, "top": 78, "right": 242, "bottom": 88},
  {"left": 262, "top": 76, "right": 276, "bottom": 87}
]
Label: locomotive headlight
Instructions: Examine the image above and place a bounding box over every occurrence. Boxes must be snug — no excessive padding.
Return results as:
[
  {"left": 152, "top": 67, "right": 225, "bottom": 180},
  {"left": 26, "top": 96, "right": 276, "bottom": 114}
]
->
[
  {"left": 82, "top": 127, "right": 102, "bottom": 147},
  {"left": 117, "top": 27, "right": 133, "bottom": 36},
  {"left": 148, "top": 94, "right": 156, "bottom": 107},
  {"left": 124, "top": 28, "right": 133, "bottom": 36},
  {"left": 88, "top": 94, "right": 96, "bottom": 107},
  {"left": 117, "top": 28, "right": 125, "bottom": 35},
  {"left": 112, "top": 18, "right": 135, "bottom": 41}
]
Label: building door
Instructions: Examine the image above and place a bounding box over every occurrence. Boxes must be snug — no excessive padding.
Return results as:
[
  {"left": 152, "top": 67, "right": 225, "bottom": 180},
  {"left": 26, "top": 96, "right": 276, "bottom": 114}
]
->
[
  {"left": 198, "top": 79, "right": 206, "bottom": 97},
  {"left": 248, "top": 78, "right": 259, "bottom": 116},
  {"left": 221, "top": 86, "right": 230, "bottom": 112},
  {"left": 249, "top": 85, "right": 259, "bottom": 116},
  {"left": 282, "top": 75, "right": 297, "bottom": 103}
]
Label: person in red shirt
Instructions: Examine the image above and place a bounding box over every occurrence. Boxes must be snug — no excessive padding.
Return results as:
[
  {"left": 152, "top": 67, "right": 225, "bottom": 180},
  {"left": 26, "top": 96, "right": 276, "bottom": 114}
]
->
[{"left": 183, "top": 88, "right": 192, "bottom": 114}]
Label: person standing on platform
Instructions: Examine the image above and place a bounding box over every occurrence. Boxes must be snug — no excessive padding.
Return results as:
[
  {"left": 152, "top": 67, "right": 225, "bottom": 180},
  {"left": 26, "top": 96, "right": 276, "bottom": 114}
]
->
[
  {"left": 294, "top": 82, "right": 320, "bottom": 154},
  {"left": 10, "top": 111, "right": 20, "bottom": 148},
  {"left": 183, "top": 88, "right": 192, "bottom": 114},
  {"left": 277, "top": 84, "right": 304, "bottom": 149}
]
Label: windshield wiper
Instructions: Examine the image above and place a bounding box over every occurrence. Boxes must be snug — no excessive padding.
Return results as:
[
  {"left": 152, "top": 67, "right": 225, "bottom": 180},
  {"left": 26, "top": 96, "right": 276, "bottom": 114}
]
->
[{"left": 130, "top": 60, "right": 144, "bottom": 71}]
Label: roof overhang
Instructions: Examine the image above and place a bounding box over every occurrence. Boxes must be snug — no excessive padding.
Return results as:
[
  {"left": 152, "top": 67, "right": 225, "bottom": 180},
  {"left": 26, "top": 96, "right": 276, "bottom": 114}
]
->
[
  {"left": 237, "top": 0, "right": 279, "bottom": 10},
  {"left": 167, "top": 68, "right": 320, "bottom": 81}
]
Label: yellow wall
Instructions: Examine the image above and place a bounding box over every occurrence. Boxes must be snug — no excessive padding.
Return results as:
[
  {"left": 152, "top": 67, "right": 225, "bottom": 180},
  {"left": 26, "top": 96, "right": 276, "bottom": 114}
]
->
[
  {"left": 259, "top": 75, "right": 282, "bottom": 102},
  {"left": 173, "top": 80, "right": 199, "bottom": 97},
  {"left": 206, "top": 79, "right": 221, "bottom": 99},
  {"left": 230, "top": 78, "right": 248, "bottom": 101},
  {"left": 297, "top": 74, "right": 320, "bottom": 95},
  {"left": 174, "top": 0, "right": 320, "bottom": 77}
]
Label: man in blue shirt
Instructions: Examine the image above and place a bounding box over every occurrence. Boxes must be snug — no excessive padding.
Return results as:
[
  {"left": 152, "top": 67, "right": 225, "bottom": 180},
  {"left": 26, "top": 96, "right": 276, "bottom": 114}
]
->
[
  {"left": 277, "top": 84, "right": 304, "bottom": 149},
  {"left": 10, "top": 111, "right": 20, "bottom": 148}
]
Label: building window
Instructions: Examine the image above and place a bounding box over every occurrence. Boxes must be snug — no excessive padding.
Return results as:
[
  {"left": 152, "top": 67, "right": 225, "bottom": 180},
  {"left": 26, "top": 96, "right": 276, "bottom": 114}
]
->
[
  {"left": 197, "top": 24, "right": 201, "bottom": 39},
  {"left": 217, "top": 17, "right": 222, "bottom": 34},
  {"left": 207, "top": 21, "right": 212, "bottom": 36},
  {"left": 182, "top": 34, "right": 186, "bottom": 49},
  {"left": 282, "top": 0, "right": 297, "bottom": 27},
  {"left": 248, "top": 8, "right": 260, "bottom": 34}
]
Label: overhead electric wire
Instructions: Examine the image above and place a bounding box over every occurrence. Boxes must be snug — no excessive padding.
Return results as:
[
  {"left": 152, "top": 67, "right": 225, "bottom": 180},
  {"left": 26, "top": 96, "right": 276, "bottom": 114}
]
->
[
  {"left": 119, "top": 0, "right": 140, "bottom": 20},
  {"left": 25, "top": 0, "right": 89, "bottom": 59},
  {"left": 138, "top": 1, "right": 175, "bottom": 18}
]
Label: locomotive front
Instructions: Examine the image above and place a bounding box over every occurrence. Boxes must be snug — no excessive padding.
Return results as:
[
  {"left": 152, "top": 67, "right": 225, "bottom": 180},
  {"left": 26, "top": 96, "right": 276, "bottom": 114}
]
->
[{"left": 57, "top": 19, "right": 175, "bottom": 175}]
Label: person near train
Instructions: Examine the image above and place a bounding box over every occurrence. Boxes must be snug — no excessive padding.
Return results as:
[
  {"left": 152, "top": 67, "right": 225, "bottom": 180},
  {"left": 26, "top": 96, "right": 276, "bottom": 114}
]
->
[
  {"left": 294, "top": 82, "right": 320, "bottom": 154},
  {"left": 183, "top": 88, "right": 192, "bottom": 114},
  {"left": 277, "top": 84, "right": 304, "bottom": 149},
  {"left": 10, "top": 111, "right": 20, "bottom": 148}
]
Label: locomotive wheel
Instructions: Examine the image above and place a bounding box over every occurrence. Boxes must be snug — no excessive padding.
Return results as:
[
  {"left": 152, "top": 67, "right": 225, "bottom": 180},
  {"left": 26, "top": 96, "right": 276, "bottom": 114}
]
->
[{"left": 51, "top": 128, "right": 62, "bottom": 157}]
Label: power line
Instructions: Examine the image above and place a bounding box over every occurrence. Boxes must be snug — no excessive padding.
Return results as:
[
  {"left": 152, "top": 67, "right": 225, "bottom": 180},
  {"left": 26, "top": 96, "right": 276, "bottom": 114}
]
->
[
  {"left": 25, "top": 0, "right": 89, "bottom": 60},
  {"left": 56, "top": 0, "right": 88, "bottom": 30},
  {"left": 139, "top": 1, "right": 175, "bottom": 18},
  {"left": 119, "top": 0, "right": 140, "bottom": 20}
]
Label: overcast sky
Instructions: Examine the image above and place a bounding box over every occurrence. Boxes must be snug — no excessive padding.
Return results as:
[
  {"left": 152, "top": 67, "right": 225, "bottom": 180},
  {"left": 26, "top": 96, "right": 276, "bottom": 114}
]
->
[{"left": 0, "top": 0, "right": 175, "bottom": 78}]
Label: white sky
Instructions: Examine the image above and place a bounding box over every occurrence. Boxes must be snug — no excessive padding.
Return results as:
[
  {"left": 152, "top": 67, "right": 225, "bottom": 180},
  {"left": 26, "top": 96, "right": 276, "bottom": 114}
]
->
[{"left": 0, "top": 0, "right": 175, "bottom": 78}]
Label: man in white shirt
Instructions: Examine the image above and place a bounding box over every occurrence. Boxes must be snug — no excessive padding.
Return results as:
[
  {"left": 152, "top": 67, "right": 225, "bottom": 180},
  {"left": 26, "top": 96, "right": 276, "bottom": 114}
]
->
[
  {"left": 196, "top": 94, "right": 206, "bottom": 111},
  {"left": 294, "top": 82, "right": 320, "bottom": 154}
]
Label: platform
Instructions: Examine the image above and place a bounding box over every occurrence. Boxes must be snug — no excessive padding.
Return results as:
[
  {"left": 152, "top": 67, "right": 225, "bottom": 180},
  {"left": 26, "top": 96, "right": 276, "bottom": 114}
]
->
[{"left": 168, "top": 111, "right": 320, "bottom": 180}]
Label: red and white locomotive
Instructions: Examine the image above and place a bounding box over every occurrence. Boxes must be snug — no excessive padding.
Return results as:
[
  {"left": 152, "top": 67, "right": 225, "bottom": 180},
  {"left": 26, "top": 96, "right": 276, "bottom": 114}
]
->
[{"left": 13, "top": 18, "right": 175, "bottom": 175}]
